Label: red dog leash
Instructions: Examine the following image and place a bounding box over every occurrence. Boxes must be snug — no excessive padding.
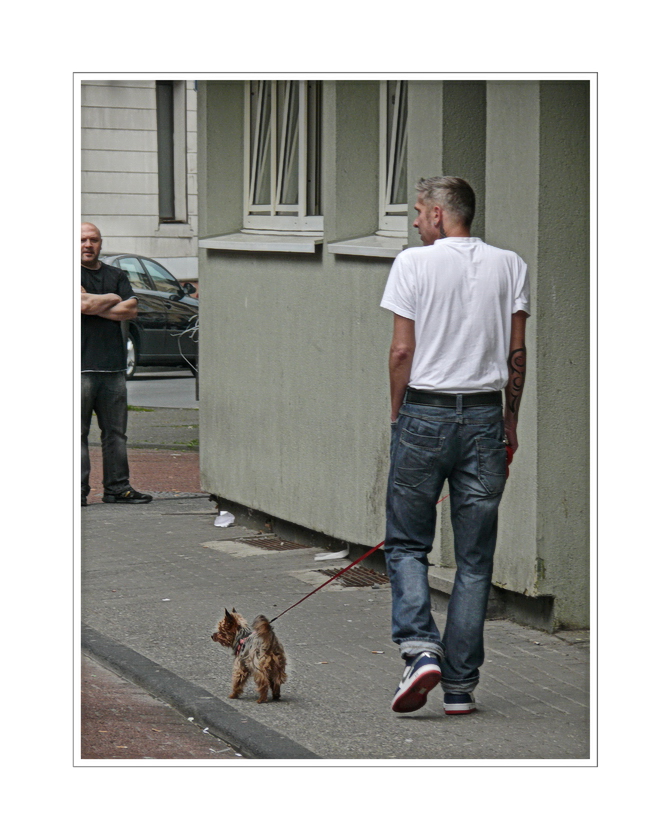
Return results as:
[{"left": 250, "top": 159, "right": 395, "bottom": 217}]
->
[
  {"left": 270, "top": 537, "right": 387, "bottom": 624},
  {"left": 269, "top": 492, "right": 450, "bottom": 624},
  {"left": 270, "top": 446, "right": 514, "bottom": 624},
  {"left": 270, "top": 446, "right": 513, "bottom": 624}
]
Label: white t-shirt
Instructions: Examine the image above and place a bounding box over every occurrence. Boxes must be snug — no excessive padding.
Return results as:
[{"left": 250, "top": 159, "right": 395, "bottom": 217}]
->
[{"left": 380, "top": 237, "right": 530, "bottom": 393}]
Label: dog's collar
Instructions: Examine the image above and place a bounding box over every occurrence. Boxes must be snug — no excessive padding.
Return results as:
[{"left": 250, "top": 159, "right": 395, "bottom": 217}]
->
[{"left": 234, "top": 628, "right": 253, "bottom": 656}]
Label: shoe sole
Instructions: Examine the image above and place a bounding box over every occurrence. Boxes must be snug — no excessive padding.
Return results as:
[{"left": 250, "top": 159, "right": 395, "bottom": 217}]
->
[
  {"left": 443, "top": 704, "right": 476, "bottom": 715},
  {"left": 392, "top": 667, "right": 442, "bottom": 714}
]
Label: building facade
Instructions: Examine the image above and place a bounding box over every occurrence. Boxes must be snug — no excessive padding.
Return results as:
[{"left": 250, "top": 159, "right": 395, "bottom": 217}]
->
[
  {"left": 81, "top": 79, "right": 199, "bottom": 286},
  {"left": 196, "top": 79, "right": 591, "bottom": 631}
]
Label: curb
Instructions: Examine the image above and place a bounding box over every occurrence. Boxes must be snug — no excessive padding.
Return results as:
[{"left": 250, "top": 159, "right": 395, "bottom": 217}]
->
[
  {"left": 88, "top": 442, "right": 199, "bottom": 453},
  {"left": 81, "top": 625, "right": 320, "bottom": 761}
]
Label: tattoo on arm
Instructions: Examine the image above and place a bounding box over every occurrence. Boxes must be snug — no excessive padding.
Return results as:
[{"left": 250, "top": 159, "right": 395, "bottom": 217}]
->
[{"left": 506, "top": 346, "right": 526, "bottom": 416}]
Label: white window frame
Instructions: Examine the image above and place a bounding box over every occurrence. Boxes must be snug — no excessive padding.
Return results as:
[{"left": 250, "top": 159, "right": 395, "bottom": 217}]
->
[
  {"left": 243, "top": 80, "right": 322, "bottom": 234},
  {"left": 378, "top": 80, "right": 408, "bottom": 236}
]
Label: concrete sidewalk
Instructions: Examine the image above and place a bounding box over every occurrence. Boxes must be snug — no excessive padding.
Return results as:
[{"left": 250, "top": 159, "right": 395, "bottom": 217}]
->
[
  {"left": 87, "top": 406, "right": 200, "bottom": 452},
  {"left": 81, "top": 495, "right": 591, "bottom": 762}
]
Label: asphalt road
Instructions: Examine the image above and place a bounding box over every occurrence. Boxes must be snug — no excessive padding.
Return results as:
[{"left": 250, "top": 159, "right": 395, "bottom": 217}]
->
[{"left": 127, "top": 368, "right": 198, "bottom": 409}]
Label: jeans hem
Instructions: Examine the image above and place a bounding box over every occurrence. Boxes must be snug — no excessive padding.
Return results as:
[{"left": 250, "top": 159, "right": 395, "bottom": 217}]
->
[
  {"left": 398, "top": 640, "right": 444, "bottom": 660},
  {"left": 440, "top": 678, "right": 479, "bottom": 694}
]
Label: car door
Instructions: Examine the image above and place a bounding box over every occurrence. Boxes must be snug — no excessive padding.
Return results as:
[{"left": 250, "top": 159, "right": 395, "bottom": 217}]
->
[
  {"left": 139, "top": 258, "right": 198, "bottom": 361},
  {"left": 114, "top": 256, "right": 166, "bottom": 358}
]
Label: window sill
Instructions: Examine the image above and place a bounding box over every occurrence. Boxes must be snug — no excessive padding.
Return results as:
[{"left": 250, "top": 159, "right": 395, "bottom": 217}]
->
[
  {"left": 157, "top": 222, "right": 195, "bottom": 237},
  {"left": 198, "top": 231, "right": 323, "bottom": 254},
  {"left": 327, "top": 234, "right": 407, "bottom": 259}
]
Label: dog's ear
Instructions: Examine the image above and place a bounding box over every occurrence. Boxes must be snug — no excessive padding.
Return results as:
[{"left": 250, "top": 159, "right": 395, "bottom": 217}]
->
[{"left": 225, "top": 608, "right": 232, "bottom": 618}]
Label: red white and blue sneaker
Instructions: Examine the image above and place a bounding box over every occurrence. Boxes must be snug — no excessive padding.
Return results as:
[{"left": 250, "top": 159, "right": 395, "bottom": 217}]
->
[
  {"left": 443, "top": 692, "right": 476, "bottom": 715},
  {"left": 391, "top": 652, "right": 442, "bottom": 713}
]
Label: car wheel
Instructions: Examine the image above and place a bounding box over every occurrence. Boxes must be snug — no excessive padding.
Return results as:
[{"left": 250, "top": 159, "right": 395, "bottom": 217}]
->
[{"left": 126, "top": 334, "right": 138, "bottom": 379}]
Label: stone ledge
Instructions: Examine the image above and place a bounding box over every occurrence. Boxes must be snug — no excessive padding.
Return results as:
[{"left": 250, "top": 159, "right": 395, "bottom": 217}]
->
[{"left": 427, "top": 564, "right": 457, "bottom": 595}]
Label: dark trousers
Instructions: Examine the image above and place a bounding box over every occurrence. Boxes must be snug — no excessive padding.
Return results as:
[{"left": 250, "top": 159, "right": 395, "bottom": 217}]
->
[{"left": 81, "top": 372, "right": 131, "bottom": 497}]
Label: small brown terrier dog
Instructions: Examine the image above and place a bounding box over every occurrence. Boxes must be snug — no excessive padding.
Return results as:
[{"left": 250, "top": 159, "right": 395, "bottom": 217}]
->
[{"left": 211, "top": 609, "right": 287, "bottom": 703}]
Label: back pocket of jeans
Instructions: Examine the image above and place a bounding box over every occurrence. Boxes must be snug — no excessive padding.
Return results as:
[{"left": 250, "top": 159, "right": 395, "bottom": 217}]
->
[
  {"left": 476, "top": 438, "right": 507, "bottom": 495},
  {"left": 395, "top": 429, "right": 444, "bottom": 488}
]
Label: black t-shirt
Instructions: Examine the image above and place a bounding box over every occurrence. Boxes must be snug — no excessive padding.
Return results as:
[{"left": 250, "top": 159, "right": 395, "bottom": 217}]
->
[{"left": 81, "top": 263, "right": 136, "bottom": 372}]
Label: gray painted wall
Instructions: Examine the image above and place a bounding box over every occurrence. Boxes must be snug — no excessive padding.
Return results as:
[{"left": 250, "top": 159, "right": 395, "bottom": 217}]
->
[
  {"left": 197, "top": 79, "right": 591, "bottom": 629},
  {"left": 485, "top": 82, "right": 541, "bottom": 597},
  {"left": 199, "top": 82, "right": 391, "bottom": 544},
  {"left": 536, "top": 81, "right": 590, "bottom": 625}
]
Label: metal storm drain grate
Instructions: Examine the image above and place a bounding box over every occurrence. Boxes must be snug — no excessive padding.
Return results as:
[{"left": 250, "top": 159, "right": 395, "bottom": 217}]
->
[
  {"left": 317, "top": 566, "right": 390, "bottom": 588},
  {"left": 235, "top": 535, "right": 308, "bottom": 551}
]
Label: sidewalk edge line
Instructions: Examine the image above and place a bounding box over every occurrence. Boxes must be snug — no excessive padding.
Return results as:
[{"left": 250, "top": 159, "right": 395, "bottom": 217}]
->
[{"left": 81, "top": 624, "right": 321, "bottom": 761}]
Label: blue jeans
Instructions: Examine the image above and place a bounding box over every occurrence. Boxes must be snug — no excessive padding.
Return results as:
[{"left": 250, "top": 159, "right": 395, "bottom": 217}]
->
[
  {"left": 81, "top": 372, "right": 132, "bottom": 497},
  {"left": 385, "top": 398, "right": 507, "bottom": 693}
]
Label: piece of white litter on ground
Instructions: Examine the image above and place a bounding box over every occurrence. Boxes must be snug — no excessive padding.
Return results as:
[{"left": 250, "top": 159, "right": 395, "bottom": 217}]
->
[
  {"left": 162, "top": 598, "right": 171, "bottom": 602},
  {"left": 314, "top": 548, "right": 349, "bottom": 561},
  {"left": 214, "top": 511, "right": 235, "bottom": 527}
]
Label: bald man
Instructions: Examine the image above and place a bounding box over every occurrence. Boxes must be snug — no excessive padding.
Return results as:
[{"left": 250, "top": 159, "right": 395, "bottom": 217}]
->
[{"left": 80, "top": 223, "right": 152, "bottom": 506}]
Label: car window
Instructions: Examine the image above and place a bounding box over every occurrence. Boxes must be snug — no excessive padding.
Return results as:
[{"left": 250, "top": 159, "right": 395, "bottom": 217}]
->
[
  {"left": 116, "top": 257, "right": 152, "bottom": 290},
  {"left": 142, "top": 259, "right": 182, "bottom": 294}
]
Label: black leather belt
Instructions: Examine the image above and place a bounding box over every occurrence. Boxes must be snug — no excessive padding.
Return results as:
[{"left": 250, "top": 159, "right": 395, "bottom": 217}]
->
[{"left": 405, "top": 388, "right": 502, "bottom": 408}]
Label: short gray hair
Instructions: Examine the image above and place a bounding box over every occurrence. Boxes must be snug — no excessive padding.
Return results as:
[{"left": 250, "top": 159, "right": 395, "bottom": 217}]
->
[{"left": 415, "top": 176, "right": 476, "bottom": 227}]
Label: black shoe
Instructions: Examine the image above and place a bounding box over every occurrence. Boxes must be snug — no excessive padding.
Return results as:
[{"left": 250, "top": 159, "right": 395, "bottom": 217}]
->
[
  {"left": 81, "top": 493, "right": 88, "bottom": 507},
  {"left": 102, "top": 488, "right": 153, "bottom": 504}
]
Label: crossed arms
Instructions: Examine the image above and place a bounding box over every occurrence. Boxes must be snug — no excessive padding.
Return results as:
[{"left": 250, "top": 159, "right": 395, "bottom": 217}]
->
[{"left": 81, "top": 287, "right": 137, "bottom": 321}]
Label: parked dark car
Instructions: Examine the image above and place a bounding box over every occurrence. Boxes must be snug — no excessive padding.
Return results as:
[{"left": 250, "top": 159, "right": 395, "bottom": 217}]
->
[{"left": 100, "top": 254, "right": 199, "bottom": 379}]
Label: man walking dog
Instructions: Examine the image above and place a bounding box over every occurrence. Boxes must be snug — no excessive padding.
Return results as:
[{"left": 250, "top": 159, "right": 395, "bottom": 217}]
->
[{"left": 381, "top": 176, "right": 529, "bottom": 715}]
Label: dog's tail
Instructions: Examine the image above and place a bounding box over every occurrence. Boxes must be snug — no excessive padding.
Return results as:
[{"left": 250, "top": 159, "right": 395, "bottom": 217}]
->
[{"left": 252, "top": 614, "right": 275, "bottom": 638}]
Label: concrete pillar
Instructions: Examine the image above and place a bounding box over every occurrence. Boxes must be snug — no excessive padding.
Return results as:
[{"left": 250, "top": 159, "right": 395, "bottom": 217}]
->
[{"left": 485, "top": 80, "right": 590, "bottom": 628}]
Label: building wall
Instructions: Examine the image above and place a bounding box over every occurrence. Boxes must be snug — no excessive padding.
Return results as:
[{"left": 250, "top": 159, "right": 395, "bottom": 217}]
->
[
  {"left": 484, "top": 82, "right": 541, "bottom": 597},
  {"left": 81, "top": 79, "right": 199, "bottom": 282},
  {"left": 198, "top": 81, "right": 391, "bottom": 541},
  {"left": 535, "top": 81, "right": 590, "bottom": 626},
  {"left": 197, "top": 79, "right": 591, "bottom": 630}
]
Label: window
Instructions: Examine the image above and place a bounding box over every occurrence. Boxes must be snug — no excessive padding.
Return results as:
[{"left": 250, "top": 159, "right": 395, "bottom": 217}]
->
[
  {"left": 378, "top": 81, "right": 408, "bottom": 235},
  {"left": 326, "top": 81, "right": 408, "bottom": 258},
  {"left": 156, "top": 81, "right": 188, "bottom": 223},
  {"left": 117, "top": 257, "right": 151, "bottom": 289},
  {"left": 244, "top": 80, "right": 322, "bottom": 233},
  {"left": 141, "top": 258, "right": 182, "bottom": 295}
]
